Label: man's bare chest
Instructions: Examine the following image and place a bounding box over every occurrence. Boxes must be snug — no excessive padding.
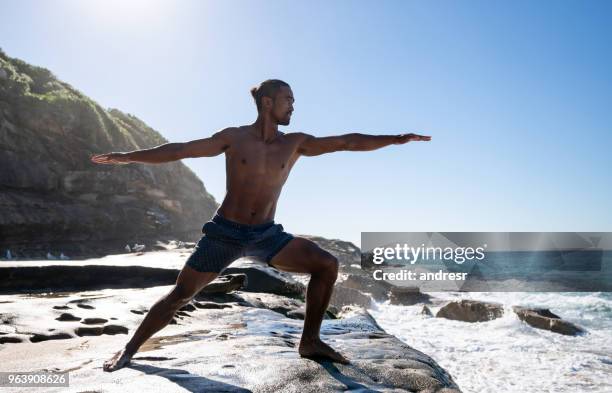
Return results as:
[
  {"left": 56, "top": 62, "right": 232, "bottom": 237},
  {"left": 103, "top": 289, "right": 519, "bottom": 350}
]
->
[{"left": 227, "top": 141, "right": 298, "bottom": 177}]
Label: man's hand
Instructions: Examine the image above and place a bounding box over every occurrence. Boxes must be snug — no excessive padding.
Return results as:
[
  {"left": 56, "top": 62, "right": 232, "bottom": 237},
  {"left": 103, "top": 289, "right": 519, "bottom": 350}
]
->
[
  {"left": 394, "top": 133, "right": 431, "bottom": 144},
  {"left": 90, "top": 152, "right": 131, "bottom": 165}
]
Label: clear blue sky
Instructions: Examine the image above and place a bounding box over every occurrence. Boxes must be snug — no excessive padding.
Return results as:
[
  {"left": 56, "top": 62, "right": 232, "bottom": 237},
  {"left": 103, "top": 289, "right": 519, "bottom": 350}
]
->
[{"left": 2, "top": 0, "right": 611, "bottom": 247}]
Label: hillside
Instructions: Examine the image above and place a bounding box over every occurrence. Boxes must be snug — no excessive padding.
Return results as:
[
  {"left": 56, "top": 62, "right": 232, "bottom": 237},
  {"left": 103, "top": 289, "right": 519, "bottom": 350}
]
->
[{"left": 0, "top": 48, "right": 218, "bottom": 257}]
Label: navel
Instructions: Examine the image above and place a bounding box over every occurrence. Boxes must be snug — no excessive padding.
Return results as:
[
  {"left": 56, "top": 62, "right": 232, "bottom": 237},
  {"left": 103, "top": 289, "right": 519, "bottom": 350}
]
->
[
  {"left": 250, "top": 211, "right": 256, "bottom": 216},
  {"left": 281, "top": 163, "right": 285, "bottom": 169},
  {"left": 241, "top": 158, "right": 247, "bottom": 164}
]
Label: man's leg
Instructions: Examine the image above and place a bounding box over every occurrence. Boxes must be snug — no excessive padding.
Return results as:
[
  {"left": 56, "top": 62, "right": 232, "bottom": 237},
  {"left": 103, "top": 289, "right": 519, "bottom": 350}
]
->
[
  {"left": 103, "top": 265, "right": 218, "bottom": 372},
  {"left": 268, "top": 237, "right": 349, "bottom": 364}
]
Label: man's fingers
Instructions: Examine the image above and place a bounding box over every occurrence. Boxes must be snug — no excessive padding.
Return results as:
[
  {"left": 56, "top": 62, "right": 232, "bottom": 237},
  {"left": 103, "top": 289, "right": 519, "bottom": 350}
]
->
[
  {"left": 91, "top": 154, "right": 123, "bottom": 164},
  {"left": 410, "top": 134, "right": 431, "bottom": 141},
  {"left": 91, "top": 155, "right": 109, "bottom": 163}
]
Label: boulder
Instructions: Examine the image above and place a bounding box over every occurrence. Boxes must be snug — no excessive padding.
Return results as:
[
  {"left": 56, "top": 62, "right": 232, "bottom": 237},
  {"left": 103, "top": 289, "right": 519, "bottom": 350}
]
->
[
  {"left": 436, "top": 299, "right": 504, "bottom": 322},
  {"left": 512, "top": 306, "right": 586, "bottom": 336},
  {"left": 223, "top": 259, "right": 305, "bottom": 297},
  {"left": 55, "top": 313, "right": 81, "bottom": 321}
]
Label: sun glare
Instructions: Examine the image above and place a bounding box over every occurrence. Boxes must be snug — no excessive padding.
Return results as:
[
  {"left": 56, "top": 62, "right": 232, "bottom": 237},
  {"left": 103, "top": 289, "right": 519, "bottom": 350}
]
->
[{"left": 78, "top": 0, "right": 173, "bottom": 31}]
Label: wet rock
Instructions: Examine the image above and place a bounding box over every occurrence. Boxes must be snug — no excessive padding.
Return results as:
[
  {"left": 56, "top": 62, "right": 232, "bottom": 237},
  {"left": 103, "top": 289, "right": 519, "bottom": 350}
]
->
[
  {"left": 56, "top": 313, "right": 81, "bottom": 322},
  {"left": 513, "top": 306, "right": 586, "bottom": 336},
  {"left": 103, "top": 324, "right": 129, "bottom": 335},
  {"left": 76, "top": 304, "right": 95, "bottom": 310},
  {"left": 52, "top": 305, "right": 71, "bottom": 310},
  {"left": 0, "top": 336, "right": 23, "bottom": 344},
  {"left": 421, "top": 305, "right": 433, "bottom": 317},
  {"left": 436, "top": 299, "right": 504, "bottom": 322},
  {"left": 81, "top": 318, "right": 108, "bottom": 325},
  {"left": 193, "top": 301, "right": 232, "bottom": 309},
  {"left": 75, "top": 326, "right": 104, "bottom": 336},
  {"left": 30, "top": 332, "right": 74, "bottom": 342}
]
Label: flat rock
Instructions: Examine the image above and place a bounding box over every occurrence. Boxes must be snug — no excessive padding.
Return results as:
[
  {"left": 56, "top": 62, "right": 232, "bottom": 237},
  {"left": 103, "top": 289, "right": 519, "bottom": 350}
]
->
[
  {"left": 82, "top": 317, "right": 108, "bottom": 325},
  {"left": 0, "top": 286, "right": 461, "bottom": 392}
]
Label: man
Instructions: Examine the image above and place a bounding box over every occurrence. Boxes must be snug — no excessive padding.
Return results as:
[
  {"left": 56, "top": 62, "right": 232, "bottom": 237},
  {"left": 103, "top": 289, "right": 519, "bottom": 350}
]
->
[{"left": 91, "top": 79, "right": 431, "bottom": 371}]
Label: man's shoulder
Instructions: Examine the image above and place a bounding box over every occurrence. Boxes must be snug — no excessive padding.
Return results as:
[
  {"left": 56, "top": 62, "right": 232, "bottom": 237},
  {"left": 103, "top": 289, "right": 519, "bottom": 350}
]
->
[
  {"left": 284, "top": 131, "right": 314, "bottom": 141},
  {"left": 216, "top": 126, "right": 241, "bottom": 135},
  {"left": 211, "top": 126, "right": 242, "bottom": 140}
]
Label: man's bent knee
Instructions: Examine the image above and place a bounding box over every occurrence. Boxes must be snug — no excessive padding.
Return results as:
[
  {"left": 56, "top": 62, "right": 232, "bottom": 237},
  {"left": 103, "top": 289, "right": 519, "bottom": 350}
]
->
[{"left": 317, "top": 254, "right": 339, "bottom": 280}]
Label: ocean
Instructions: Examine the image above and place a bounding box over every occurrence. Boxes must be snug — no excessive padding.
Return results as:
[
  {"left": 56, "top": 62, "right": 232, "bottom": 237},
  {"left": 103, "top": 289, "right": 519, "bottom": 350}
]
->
[{"left": 369, "top": 291, "right": 612, "bottom": 393}]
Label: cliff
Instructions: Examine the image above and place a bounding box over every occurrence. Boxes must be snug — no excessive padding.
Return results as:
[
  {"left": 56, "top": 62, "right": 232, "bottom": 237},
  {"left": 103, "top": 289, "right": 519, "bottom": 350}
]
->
[{"left": 0, "top": 48, "right": 218, "bottom": 257}]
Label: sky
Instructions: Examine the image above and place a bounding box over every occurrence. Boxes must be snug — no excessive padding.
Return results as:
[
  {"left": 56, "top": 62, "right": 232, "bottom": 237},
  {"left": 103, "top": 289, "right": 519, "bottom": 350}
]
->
[{"left": 1, "top": 0, "right": 611, "bottom": 247}]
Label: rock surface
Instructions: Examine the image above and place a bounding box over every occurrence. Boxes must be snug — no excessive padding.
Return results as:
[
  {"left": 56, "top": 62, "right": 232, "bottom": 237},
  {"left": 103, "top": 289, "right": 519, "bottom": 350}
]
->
[
  {"left": 224, "top": 259, "right": 305, "bottom": 297},
  {"left": 0, "top": 284, "right": 462, "bottom": 392},
  {"left": 0, "top": 49, "right": 218, "bottom": 258},
  {"left": 512, "top": 306, "right": 586, "bottom": 336},
  {"left": 436, "top": 299, "right": 504, "bottom": 323}
]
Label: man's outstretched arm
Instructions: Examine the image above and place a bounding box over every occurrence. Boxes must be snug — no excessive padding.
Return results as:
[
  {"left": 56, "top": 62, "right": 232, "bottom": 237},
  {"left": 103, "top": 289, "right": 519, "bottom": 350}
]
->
[
  {"left": 90, "top": 128, "right": 233, "bottom": 165},
  {"left": 296, "top": 132, "right": 431, "bottom": 156}
]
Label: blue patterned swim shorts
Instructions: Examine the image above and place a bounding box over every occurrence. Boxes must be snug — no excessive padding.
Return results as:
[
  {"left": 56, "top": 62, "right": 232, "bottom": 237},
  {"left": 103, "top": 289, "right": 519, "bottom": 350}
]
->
[{"left": 185, "top": 213, "right": 295, "bottom": 273}]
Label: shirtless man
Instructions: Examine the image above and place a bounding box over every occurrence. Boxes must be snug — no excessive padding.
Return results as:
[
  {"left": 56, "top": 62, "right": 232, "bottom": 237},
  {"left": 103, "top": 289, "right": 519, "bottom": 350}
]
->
[{"left": 91, "top": 79, "right": 431, "bottom": 372}]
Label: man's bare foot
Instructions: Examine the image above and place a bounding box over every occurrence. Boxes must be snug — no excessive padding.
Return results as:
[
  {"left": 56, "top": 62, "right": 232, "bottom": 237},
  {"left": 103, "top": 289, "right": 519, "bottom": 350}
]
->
[
  {"left": 299, "top": 337, "right": 350, "bottom": 365},
  {"left": 103, "top": 347, "right": 134, "bottom": 372}
]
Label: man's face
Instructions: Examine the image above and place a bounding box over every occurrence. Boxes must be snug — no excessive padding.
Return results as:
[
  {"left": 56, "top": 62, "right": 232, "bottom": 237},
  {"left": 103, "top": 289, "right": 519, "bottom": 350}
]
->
[{"left": 270, "top": 86, "right": 294, "bottom": 126}]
